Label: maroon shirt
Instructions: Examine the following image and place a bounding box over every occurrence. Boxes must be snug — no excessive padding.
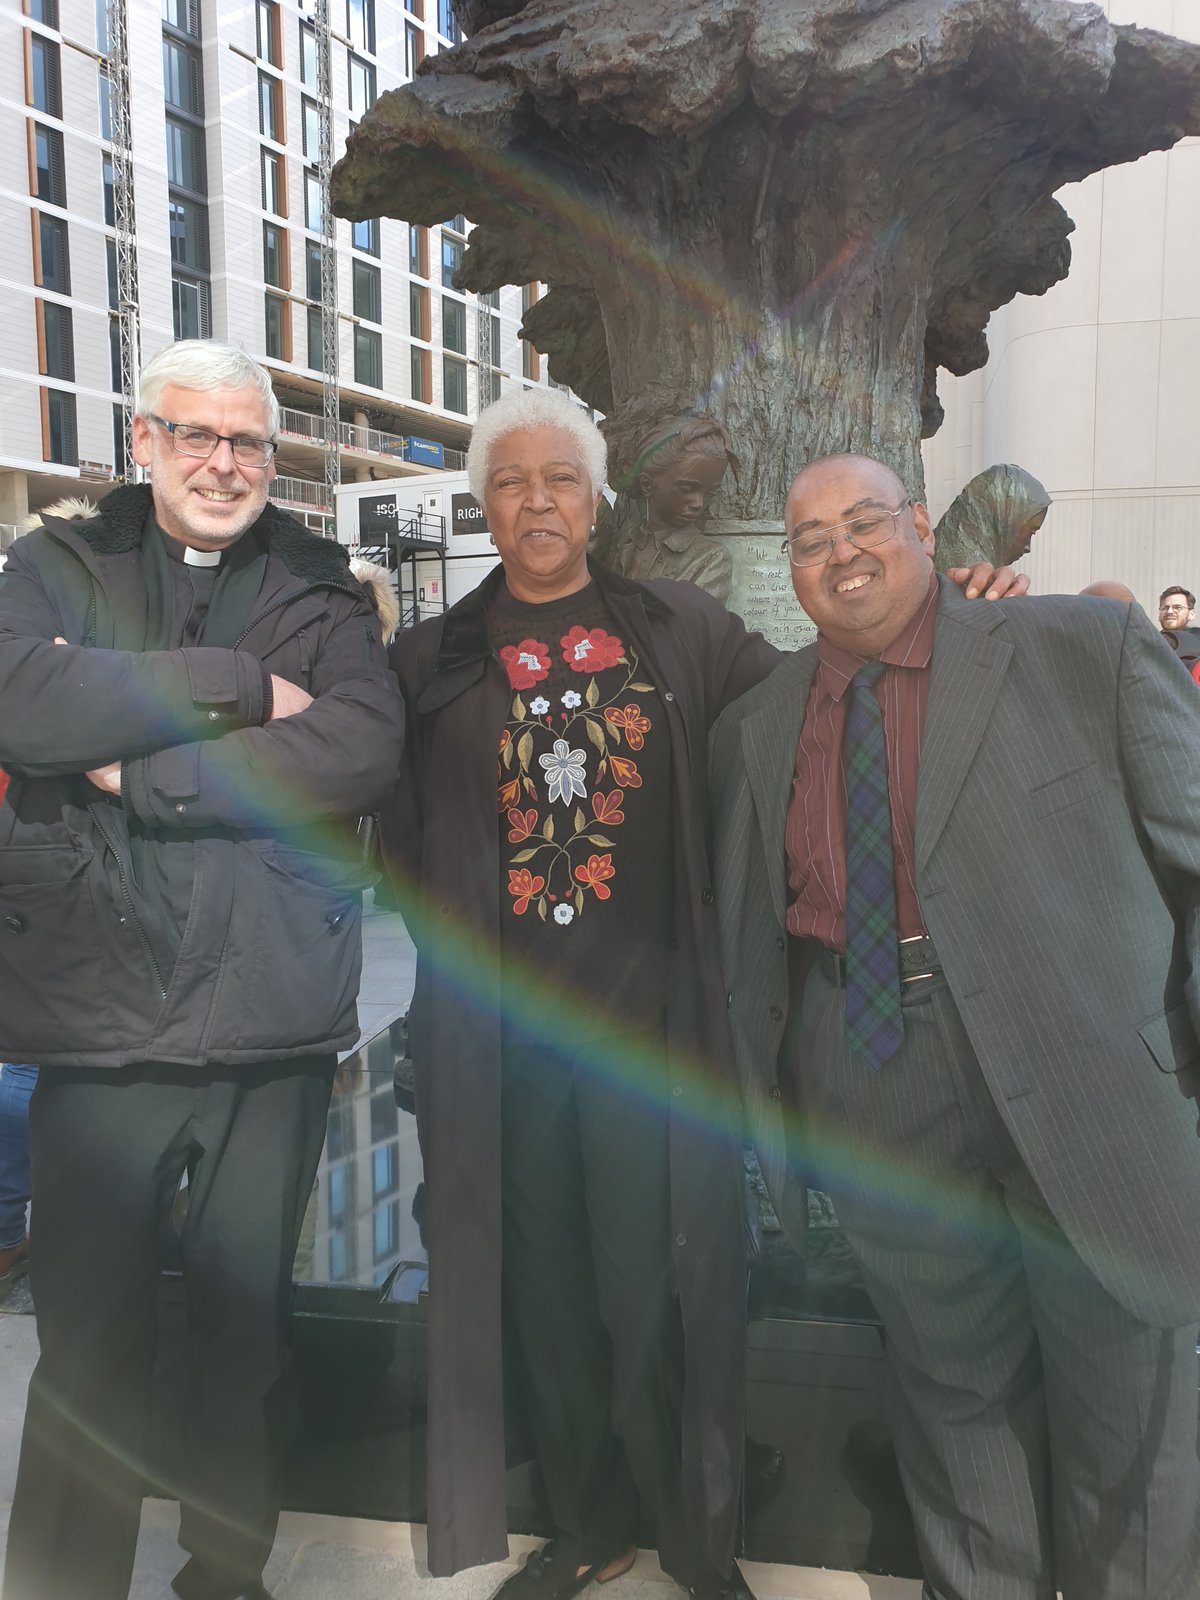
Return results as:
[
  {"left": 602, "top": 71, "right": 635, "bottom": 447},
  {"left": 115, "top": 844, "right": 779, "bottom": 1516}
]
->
[{"left": 785, "top": 574, "right": 938, "bottom": 951}]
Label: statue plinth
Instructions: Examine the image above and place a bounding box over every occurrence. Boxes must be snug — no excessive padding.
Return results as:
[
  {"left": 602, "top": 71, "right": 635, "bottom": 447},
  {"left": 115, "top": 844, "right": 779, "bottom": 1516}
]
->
[{"left": 714, "top": 521, "right": 817, "bottom": 653}]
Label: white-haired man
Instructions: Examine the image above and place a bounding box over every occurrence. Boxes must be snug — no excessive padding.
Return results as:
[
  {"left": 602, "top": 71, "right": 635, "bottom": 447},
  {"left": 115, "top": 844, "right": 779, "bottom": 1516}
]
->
[{"left": 0, "top": 340, "right": 404, "bottom": 1600}]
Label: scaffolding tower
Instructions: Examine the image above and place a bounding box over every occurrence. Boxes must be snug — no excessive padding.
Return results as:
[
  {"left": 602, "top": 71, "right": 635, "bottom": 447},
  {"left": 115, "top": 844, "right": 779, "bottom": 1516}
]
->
[
  {"left": 107, "top": 0, "right": 140, "bottom": 480},
  {"left": 477, "top": 292, "right": 494, "bottom": 412},
  {"left": 314, "top": 0, "right": 340, "bottom": 532}
]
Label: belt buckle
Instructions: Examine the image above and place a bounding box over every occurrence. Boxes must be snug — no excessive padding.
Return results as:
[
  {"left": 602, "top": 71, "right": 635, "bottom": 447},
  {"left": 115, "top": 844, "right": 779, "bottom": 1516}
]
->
[{"left": 899, "top": 933, "right": 934, "bottom": 984}]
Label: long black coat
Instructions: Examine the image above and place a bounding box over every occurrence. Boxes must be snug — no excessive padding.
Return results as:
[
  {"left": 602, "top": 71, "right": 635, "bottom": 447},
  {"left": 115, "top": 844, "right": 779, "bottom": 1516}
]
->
[
  {"left": 0, "top": 485, "right": 404, "bottom": 1067},
  {"left": 382, "top": 563, "right": 779, "bottom": 1577}
]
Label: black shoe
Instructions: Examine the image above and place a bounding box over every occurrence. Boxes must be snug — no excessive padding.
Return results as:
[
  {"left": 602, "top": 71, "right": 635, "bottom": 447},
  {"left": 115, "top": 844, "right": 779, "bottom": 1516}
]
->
[
  {"left": 490, "top": 1541, "right": 602, "bottom": 1600},
  {"left": 172, "top": 1561, "right": 272, "bottom": 1600},
  {"left": 688, "top": 1561, "right": 756, "bottom": 1600}
]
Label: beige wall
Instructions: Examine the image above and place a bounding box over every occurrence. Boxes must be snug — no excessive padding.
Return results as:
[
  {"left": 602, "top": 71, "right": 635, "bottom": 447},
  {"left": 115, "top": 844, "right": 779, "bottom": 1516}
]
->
[{"left": 923, "top": 0, "right": 1200, "bottom": 622}]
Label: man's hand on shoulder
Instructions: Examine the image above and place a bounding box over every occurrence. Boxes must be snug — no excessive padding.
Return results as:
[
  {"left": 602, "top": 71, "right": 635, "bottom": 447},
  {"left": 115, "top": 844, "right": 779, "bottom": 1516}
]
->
[
  {"left": 268, "top": 675, "right": 314, "bottom": 720},
  {"left": 944, "top": 563, "right": 1031, "bottom": 601},
  {"left": 84, "top": 761, "right": 122, "bottom": 795}
]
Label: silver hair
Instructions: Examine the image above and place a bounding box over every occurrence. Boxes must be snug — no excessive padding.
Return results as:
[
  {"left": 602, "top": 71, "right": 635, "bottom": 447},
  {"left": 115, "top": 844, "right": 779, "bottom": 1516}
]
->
[
  {"left": 467, "top": 387, "right": 607, "bottom": 501},
  {"left": 137, "top": 340, "right": 280, "bottom": 435}
]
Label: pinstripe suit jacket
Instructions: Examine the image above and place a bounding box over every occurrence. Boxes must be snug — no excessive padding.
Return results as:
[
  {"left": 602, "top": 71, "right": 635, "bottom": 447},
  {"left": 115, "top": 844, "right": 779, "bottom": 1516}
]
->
[{"left": 711, "top": 577, "right": 1200, "bottom": 1328}]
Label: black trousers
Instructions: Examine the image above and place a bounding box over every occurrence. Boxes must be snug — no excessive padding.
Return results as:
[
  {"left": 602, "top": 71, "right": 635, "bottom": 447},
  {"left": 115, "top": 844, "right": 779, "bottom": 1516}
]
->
[
  {"left": 790, "top": 955, "right": 1200, "bottom": 1600},
  {"left": 499, "top": 1028, "right": 718, "bottom": 1591},
  {"left": 3, "top": 1057, "right": 336, "bottom": 1600}
]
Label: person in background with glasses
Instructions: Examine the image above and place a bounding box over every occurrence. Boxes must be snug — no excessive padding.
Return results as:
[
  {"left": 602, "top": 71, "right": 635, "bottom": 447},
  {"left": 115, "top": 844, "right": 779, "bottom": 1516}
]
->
[
  {"left": 711, "top": 453, "right": 1200, "bottom": 1600},
  {"left": 1158, "top": 585, "right": 1200, "bottom": 670},
  {"left": 0, "top": 340, "right": 404, "bottom": 1600}
]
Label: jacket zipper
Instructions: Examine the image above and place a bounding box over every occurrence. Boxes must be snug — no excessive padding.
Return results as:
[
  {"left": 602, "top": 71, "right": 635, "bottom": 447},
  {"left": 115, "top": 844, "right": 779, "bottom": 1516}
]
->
[
  {"left": 232, "top": 581, "right": 367, "bottom": 649},
  {"left": 89, "top": 802, "right": 168, "bottom": 1003}
]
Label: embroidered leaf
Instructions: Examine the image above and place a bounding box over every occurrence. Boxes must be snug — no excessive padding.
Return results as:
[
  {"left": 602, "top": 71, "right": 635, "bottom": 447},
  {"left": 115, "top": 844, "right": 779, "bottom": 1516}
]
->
[
  {"left": 575, "top": 888, "right": 585, "bottom": 913},
  {"left": 585, "top": 677, "right": 600, "bottom": 708},
  {"left": 511, "top": 848, "right": 538, "bottom": 863},
  {"left": 537, "top": 897, "right": 547, "bottom": 922},
  {"left": 585, "top": 718, "right": 607, "bottom": 756},
  {"left": 542, "top": 814, "right": 555, "bottom": 841},
  {"left": 606, "top": 721, "right": 622, "bottom": 744},
  {"left": 628, "top": 682, "right": 654, "bottom": 692},
  {"left": 523, "top": 776, "right": 536, "bottom": 797},
  {"left": 501, "top": 738, "right": 514, "bottom": 769},
  {"left": 516, "top": 731, "right": 533, "bottom": 773},
  {"left": 513, "top": 694, "right": 526, "bottom": 721},
  {"left": 573, "top": 807, "right": 585, "bottom": 833},
  {"left": 584, "top": 833, "right": 616, "bottom": 848}
]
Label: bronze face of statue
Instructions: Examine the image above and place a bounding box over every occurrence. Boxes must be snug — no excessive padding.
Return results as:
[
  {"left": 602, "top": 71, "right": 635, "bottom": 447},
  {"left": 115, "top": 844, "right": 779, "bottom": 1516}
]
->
[
  {"left": 934, "top": 464, "right": 1051, "bottom": 574},
  {"left": 597, "top": 415, "right": 734, "bottom": 604}
]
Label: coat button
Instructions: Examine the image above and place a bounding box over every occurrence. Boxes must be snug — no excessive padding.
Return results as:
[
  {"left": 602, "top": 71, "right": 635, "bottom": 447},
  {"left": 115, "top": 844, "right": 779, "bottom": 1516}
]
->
[
  {"left": 769, "top": 1085, "right": 781, "bottom": 1100},
  {"left": 776, "top": 936, "right": 785, "bottom": 951},
  {"left": 664, "top": 692, "right": 675, "bottom": 702},
  {"left": 674, "top": 1232, "right": 686, "bottom": 1247},
  {"left": 671, "top": 1084, "right": 683, "bottom": 1097},
  {"left": 207, "top": 710, "right": 220, "bottom": 721},
  {"left": 175, "top": 803, "right": 187, "bottom": 814},
  {"left": 4, "top": 915, "right": 24, "bottom": 934},
  {"left": 726, "top": 991, "right": 733, "bottom": 1007},
  {"left": 769, "top": 1004, "right": 783, "bottom": 1021},
  {"left": 701, "top": 889, "right": 714, "bottom": 905}
]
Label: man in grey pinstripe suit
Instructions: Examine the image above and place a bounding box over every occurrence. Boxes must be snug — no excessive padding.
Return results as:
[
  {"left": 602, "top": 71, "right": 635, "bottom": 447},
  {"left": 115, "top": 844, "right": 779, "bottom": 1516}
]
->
[{"left": 711, "top": 454, "right": 1200, "bottom": 1600}]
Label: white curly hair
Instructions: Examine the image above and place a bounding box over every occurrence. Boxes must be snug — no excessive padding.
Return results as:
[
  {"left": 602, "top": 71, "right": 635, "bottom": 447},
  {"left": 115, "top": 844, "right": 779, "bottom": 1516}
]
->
[{"left": 466, "top": 388, "right": 606, "bottom": 501}]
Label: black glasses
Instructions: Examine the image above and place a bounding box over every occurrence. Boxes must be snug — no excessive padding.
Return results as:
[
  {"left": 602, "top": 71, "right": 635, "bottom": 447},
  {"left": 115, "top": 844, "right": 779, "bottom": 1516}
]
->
[
  {"left": 782, "top": 499, "right": 911, "bottom": 568},
  {"left": 150, "top": 415, "right": 277, "bottom": 468}
]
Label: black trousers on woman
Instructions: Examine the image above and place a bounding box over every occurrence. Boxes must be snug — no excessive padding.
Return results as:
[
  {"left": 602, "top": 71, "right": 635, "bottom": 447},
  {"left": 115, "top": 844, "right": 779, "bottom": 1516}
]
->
[{"left": 498, "top": 1027, "right": 719, "bottom": 1592}]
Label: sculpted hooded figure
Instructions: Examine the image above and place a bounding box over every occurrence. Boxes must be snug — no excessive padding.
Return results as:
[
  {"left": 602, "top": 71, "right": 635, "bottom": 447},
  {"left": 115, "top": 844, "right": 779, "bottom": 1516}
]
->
[{"left": 934, "top": 464, "right": 1051, "bottom": 573}]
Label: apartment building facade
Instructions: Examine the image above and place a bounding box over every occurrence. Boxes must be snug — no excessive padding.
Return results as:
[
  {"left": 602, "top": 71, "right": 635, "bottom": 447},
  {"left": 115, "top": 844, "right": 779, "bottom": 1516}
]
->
[{"left": 1, "top": 0, "right": 549, "bottom": 545}]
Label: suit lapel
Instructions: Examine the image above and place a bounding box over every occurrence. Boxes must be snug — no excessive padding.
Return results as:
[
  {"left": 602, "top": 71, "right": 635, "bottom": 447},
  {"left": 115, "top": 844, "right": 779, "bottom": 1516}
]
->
[
  {"left": 917, "top": 579, "right": 1013, "bottom": 873},
  {"left": 740, "top": 649, "right": 818, "bottom": 928}
]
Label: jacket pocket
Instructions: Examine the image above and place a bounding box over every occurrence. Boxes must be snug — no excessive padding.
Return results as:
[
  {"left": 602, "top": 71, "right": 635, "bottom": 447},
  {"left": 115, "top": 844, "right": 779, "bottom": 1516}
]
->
[
  {"left": 234, "top": 848, "right": 375, "bottom": 1052},
  {"left": 1138, "top": 1001, "right": 1200, "bottom": 1074},
  {"left": 1028, "top": 761, "right": 1097, "bottom": 820},
  {"left": 0, "top": 847, "right": 104, "bottom": 1057}
]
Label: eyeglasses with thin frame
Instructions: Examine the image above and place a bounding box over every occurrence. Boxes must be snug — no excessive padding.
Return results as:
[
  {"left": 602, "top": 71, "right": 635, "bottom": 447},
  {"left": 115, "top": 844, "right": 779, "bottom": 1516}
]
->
[
  {"left": 781, "top": 499, "right": 911, "bottom": 568},
  {"left": 149, "top": 414, "right": 277, "bottom": 468}
]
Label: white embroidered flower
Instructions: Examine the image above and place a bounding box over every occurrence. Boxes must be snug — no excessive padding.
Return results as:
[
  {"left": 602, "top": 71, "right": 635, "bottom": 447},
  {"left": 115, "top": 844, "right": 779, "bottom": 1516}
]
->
[
  {"left": 561, "top": 690, "right": 582, "bottom": 709},
  {"left": 554, "top": 904, "right": 574, "bottom": 925},
  {"left": 538, "top": 739, "right": 587, "bottom": 804},
  {"left": 529, "top": 696, "right": 550, "bottom": 716}
]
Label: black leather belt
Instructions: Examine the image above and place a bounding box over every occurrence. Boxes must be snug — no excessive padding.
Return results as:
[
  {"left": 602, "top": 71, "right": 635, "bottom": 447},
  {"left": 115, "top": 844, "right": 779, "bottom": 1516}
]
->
[{"left": 816, "top": 934, "right": 941, "bottom": 987}]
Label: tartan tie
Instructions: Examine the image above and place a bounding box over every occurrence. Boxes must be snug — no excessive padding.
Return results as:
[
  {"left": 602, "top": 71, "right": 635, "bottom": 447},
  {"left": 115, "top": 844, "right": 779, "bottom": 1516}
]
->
[{"left": 843, "top": 662, "right": 904, "bottom": 1069}]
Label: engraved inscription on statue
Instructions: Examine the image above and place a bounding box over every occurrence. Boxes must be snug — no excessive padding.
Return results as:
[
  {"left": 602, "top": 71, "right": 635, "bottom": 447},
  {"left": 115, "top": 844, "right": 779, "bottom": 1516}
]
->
[{"left": 721, "top": 531, "right": 816, "bottom": 653}]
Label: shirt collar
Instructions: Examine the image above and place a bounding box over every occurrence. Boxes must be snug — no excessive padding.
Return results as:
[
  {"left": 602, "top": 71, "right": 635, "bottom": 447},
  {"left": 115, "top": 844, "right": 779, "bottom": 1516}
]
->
[{"left": 815, "top": 570, "right": 939, "bottom": 702}]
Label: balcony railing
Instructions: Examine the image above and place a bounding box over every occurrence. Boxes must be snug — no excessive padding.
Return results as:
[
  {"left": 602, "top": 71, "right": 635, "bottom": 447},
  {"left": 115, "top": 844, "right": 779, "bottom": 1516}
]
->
[
  {"left": 270, "top": 475, "right": 332, "bottom": 513},
  {"left": 275, "top": 406, "right": 466, "bottom": 472}
]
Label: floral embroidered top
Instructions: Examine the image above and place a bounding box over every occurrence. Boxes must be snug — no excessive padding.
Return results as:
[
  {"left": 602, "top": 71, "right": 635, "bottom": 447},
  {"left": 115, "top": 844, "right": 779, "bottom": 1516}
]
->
[{"left": 488, "top": 581, "right": 673, "bottom": 1032}]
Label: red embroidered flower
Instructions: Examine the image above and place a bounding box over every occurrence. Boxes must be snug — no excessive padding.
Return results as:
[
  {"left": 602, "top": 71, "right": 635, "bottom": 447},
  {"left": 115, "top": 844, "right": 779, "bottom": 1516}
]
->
[
  {"left": 507, "top": 807, "right": 539, "bottom": 842},
  {"left": 498, "top": 729, "right": 511, "bottom": 755},
  {"left": 508, "top": 868, "right": 545, "bottom": 915},
  {"left": 497, "top": 778, "right": 521, "bottom": 811},
  {"left": 603, "top": 703, "right": 651, "bottom": 750},
  {"left": 561, "top": 626, "right": 624, "bottom": 673},
  {"left": 608, "top": 755, "right": 642, "bottom": 789},
  {"left": 500, "top": 639, "right": 551, "bottom": 690},
  {"left": 591, "top": 791, "right": 625, "bottom": 827},
  {"left": 574, "top": 853, "right": 616, "bottom": 900}
]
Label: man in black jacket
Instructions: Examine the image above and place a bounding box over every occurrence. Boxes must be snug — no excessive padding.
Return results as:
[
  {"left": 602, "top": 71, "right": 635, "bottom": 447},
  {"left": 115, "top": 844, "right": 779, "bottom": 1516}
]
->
[{"left": 0, "top": 341, "right": 404, "bottom": 1600}]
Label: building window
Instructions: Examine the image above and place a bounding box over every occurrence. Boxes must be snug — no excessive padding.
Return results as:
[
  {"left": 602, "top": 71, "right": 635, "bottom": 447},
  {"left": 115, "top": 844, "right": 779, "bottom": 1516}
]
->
[
  {"left": 264, "top": 292, "right": 288, "bottom": 359},
  {"left": 304, "top": 169, "right": 324, "bottom": 232},
  {"left": 355, "top": 326, "right": 382, "bottom": 388},
  {"left": 328, "top": 1164, "right": 347, "bottom": 1222},
  {"left": 95, "top": 0, "right": 109, "bottom": 51},
  {"left": 31, "top": 0, "right": 60, "bottom": 26},
  {"left": 30, "top": 36, "right": 63, "bottom": 118},
  {"left": 443, "top": 213, "right": 466, "bottom": 236},
  {"left": 488, "top": 369, "right": 502, "bottom": 404},
  {"left": 307, "top": 305, "right": 322, "bottom": 369},
  {"left": 373, "top": 1201, "right": 398, "bottom": 1261},
  {"left": 98, "top": 70, "right": 112, "bottom": 141},
  {"left": 404, "top": 22, "right": 421, "bottom": 78},
  {"left": 109, "top": 316, "right": 121, "bottom": 389},
  {"left": 410, "top": 225, "right": 427, "bottom": 277},
  {"left": 105, "top": 238, "right": 117, "bottom": 307},
  {"left": 437, "top": 0, "right": 458, "bottom": 40},
  {"left": 261, "top": 149, "right": 285, "bottom": 215},
  {"left": 347, "top": 0, "right": 375, "bottom": 56},
  {"left": 39, "top": 301, "right": 74, "bottom": 381},
  {"left": 348, "top": 52, "right": 375, "bottom": 114},
  {"left": 411, "top": 345, "right": 429, "bottom": 403},
  {"left": 441, "top": 295, "right": 466, "bottom": 354},
  {"left": 372, "top": 1143, "right": 398, "bottom": 1199},
  {"left": 441, "top": 235, "right": 462, "bottom": 289},
  {"left": 442, "top": 354, "right": 467, "bottom": 414},
  {"left": 32, "top": 125, "right": 66, "bottom": 207},
  {"left": 163, "top": 37, "right": 203, "bottom": 116},
  {"left": 172, "top": 273, "right": 210, "bottom": 340},
  {"left": 168, "top": 198, "right": 208, "bottom": 271},
  {"left": 37, "top": 214, "right": 71, "bottom": 295},
  {"left": 522, "top": 339, "right": 538, "bottom": 381},
  {"left": 353, "top": 260, "right": 381, "bottom": 322},
  {"left": 306, "top": 238, "right": 323, "bottom": 301},
  {"left": 352, "top": 216, "right": 380, "bottom": 256},
  {"left": 45, "top": 388, "right": 78, "bottom": 466},
  {"left": 256, "top": 0, "right": 280, "bottom": 66},
  {"left": 258, "top": 71, "right": 282, "bottom": 142},
  {"left": 166, "top": 116, "right": 206, "bottom": 193},
  {"left": 302, "top": 97, "right": 320, "bottom": 160},
  {"left": 409, "top": 283, "right": 427, "bottom": 340},
  {"left": 263, "top": 221, "right": 286, "bottom": 288},
  {"left": 162, "top": 0, "right": 201, "bottom": 36},
  {"left": 299, "top": 22, "right": 317, "bottom": 87}
]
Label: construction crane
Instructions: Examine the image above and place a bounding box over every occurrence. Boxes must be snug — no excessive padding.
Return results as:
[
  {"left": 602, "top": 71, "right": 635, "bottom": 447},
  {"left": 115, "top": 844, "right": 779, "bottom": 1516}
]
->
[
  {"left": 314, "top": 0, "right": 340, "bottom": 534},
  {"left": 106, "top": 0, "right": 140, "bottom": 480}
]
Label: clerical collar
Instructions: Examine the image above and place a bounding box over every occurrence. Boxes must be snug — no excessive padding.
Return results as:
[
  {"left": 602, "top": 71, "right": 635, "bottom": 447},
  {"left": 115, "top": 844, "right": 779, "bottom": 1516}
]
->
[{"left": 183, "top": 544, "right": 222, "bottom": 567}]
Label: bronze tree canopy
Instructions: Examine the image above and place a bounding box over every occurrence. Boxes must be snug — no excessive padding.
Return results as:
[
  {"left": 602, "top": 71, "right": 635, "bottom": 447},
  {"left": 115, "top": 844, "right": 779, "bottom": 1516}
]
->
[{"left": 332, "top": 0, "right": 1200, "bottom": 518}]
